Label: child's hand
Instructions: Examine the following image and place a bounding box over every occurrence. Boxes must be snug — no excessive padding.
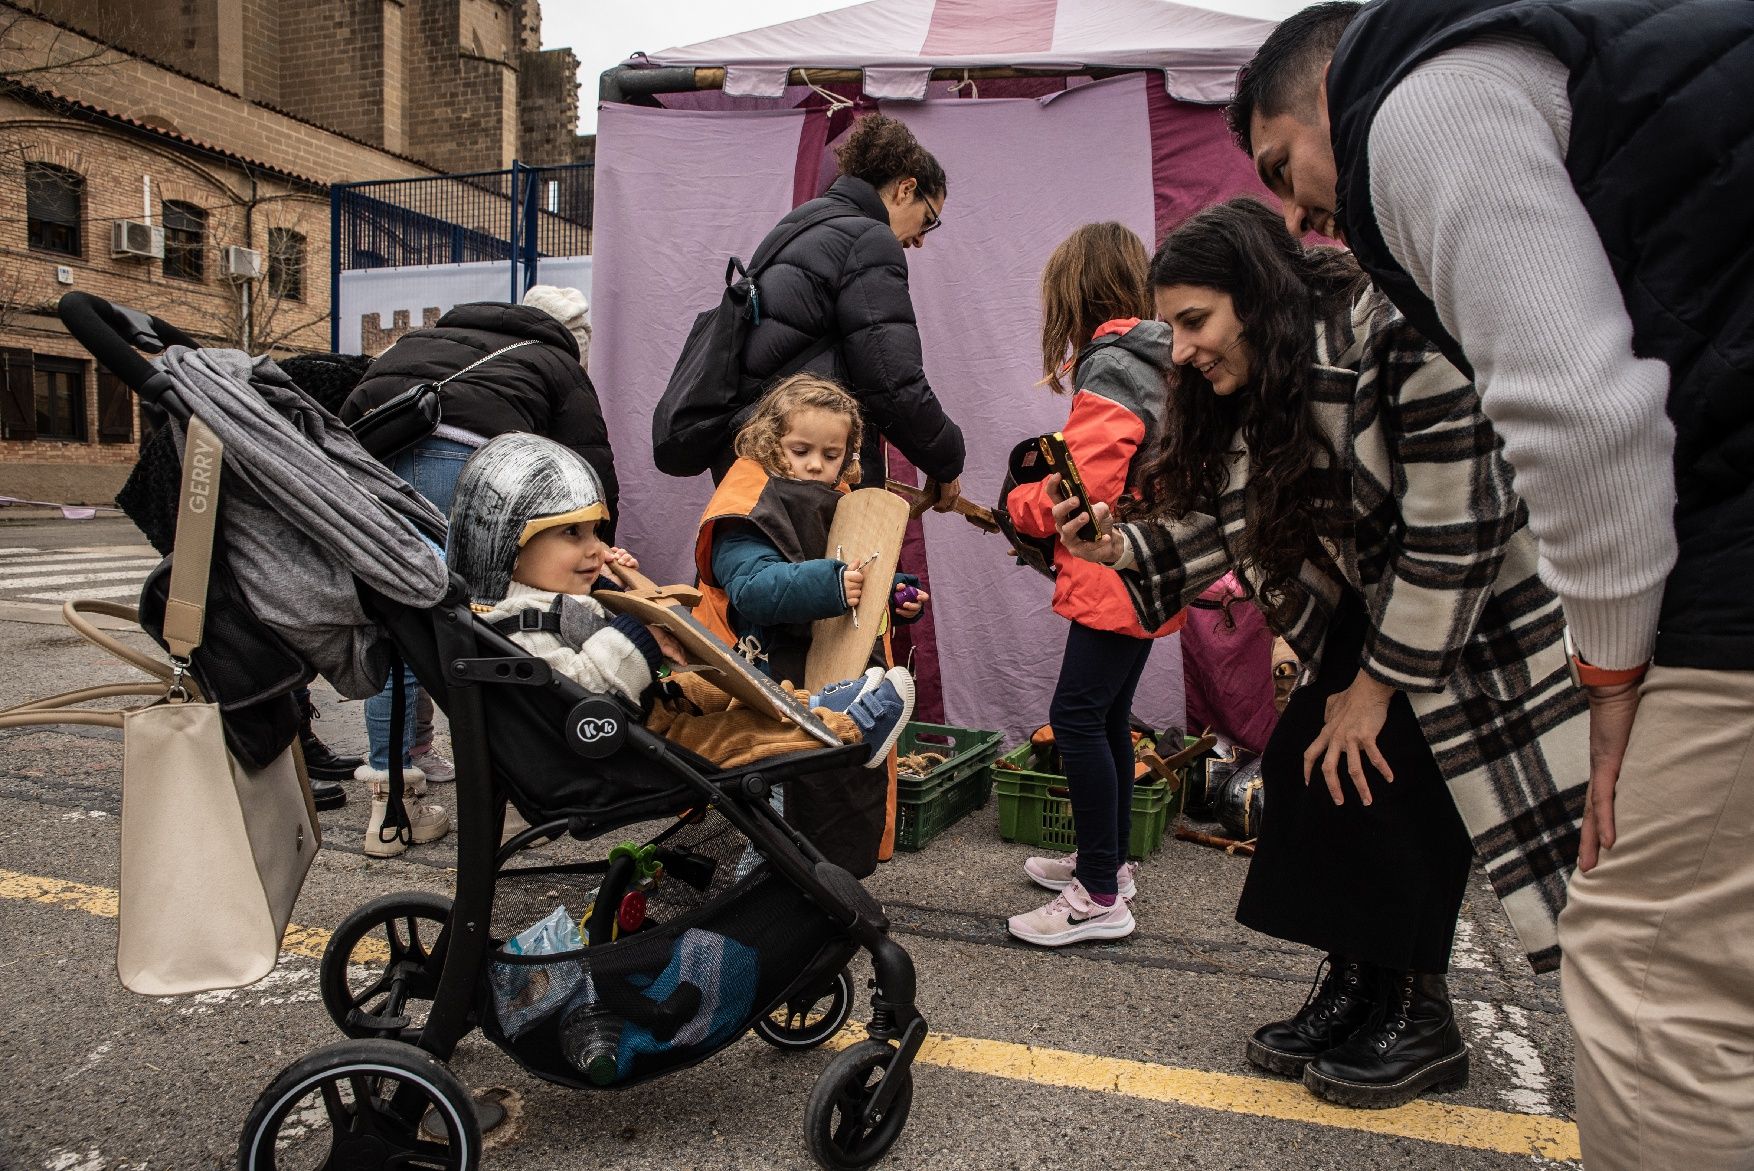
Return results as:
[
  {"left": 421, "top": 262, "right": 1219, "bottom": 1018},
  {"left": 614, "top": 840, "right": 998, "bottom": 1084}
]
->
[
  {"left": 606, "top": 547, "right": 639, "bottom": 570},
  {"left": 842, "top": 565, "right": 865, "bottom": 610},
  {"left": 645, "top": 625, "right": 687, "bottom": 666},
  {"left": 893, "top": 583, "right": 928, "bottom": 620}
]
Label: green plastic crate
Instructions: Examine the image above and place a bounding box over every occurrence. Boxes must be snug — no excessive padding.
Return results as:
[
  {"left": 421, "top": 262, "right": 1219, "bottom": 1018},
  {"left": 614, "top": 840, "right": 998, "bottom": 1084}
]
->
[
  {"left": 992, "top": 743, "right": 1176, "bottom": 860},
  {"left": 893, "top": 722, "right": 1004, "bottom": 852}
]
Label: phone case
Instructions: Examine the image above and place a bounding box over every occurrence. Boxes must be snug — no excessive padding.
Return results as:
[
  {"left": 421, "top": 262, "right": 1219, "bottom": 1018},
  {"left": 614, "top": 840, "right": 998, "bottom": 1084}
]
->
[{"left": 1039, "top": 432, "right": 1099, "bottom": 542}]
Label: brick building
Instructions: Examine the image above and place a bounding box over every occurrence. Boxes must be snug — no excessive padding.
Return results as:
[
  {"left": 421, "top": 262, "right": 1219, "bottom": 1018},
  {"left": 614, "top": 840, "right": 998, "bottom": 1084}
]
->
[{"left": 0, "top": 0, "right": 591, "bottom": 503}]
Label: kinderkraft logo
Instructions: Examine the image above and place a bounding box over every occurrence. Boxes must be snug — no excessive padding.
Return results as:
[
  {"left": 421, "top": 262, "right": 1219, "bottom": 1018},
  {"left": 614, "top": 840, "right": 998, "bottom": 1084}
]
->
[
  {"left": 186, "top": 427, "right": 219, "bottom": 513},
  {"left": 575, "top": 715, "right": 619, "bottom": 743}
]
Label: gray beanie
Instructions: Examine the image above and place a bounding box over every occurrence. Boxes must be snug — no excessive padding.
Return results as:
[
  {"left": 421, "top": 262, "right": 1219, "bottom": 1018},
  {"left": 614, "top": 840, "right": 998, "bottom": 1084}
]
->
[
  {"left": 447, "top": 433, "right": 608, "bottom": 605},
  {"left": 521, "top": 284, "right": 591, "bottom": 364}
]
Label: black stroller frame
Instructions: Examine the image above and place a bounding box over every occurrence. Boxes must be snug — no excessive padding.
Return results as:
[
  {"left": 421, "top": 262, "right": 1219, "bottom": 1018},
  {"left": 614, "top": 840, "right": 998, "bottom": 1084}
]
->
[{"left": 56, "top": 293, "right": 927, "bottom": 1171}]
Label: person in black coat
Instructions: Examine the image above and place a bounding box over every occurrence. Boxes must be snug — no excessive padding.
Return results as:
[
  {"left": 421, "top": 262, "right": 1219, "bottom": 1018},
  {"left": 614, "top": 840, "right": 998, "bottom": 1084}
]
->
[
  {"left": 342, "top": 296, "right": 619, "bottom": 540},
  {"left": 737, "top": 114, "right": 966, "bottom": 507}
]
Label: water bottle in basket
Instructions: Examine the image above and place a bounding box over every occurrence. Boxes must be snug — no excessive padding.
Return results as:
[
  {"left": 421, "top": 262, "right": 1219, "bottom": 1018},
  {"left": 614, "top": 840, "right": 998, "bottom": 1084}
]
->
[{"left": 560, "top": 995, "right": 623, "bottom": 1085}]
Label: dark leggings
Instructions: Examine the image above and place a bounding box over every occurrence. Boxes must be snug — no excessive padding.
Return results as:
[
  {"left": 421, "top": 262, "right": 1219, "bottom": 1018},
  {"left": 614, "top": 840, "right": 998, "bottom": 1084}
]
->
[{"left": 1049, "top": 621, "right": 1154, "bottom": 898}]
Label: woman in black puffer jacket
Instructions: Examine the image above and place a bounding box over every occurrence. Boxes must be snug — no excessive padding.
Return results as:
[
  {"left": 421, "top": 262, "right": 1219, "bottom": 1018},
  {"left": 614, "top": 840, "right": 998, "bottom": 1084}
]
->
[{"left": 735, "top": 114, "right": 966, "bottom": 506}]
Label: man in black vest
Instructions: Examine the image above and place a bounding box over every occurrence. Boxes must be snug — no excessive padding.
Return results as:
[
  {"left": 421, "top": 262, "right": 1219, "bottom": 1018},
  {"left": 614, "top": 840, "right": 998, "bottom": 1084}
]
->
[{"left": 1225, "top": 1, "right": 1754, "bottom": 1162}]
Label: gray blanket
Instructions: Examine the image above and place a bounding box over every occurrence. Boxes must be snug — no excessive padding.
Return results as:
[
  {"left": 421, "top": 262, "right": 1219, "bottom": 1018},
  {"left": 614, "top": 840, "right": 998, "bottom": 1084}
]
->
[{"left": 160, "top": 347, "right": 450, "bottom": 697}]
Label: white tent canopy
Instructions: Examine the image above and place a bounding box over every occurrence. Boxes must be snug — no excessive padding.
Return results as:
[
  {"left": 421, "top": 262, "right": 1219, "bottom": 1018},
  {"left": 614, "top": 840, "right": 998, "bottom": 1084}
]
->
[{"left": 628, "top": 0, "right": 1311, "bottom": 102}]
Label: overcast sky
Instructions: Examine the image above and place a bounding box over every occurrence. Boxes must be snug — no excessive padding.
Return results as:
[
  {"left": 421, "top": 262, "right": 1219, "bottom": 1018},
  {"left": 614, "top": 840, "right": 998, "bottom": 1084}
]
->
[{"left": 544, "top": 2, "right": 864, "bottom": 136}]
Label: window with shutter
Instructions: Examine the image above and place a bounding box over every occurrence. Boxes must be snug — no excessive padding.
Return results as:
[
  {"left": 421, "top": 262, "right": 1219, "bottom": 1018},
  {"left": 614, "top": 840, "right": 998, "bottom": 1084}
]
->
[
  {"left": 1, "top": 349, "right": 35, "bottom": 441},
  {"left": 268, "top": 228, "right": 305, "bottom": 301},
  {"left": 97, "top": 370, "right": 135, "bottom": 444},
  {"left": 163, "top": 200, "right": 207, "bottom": 282},
  {"left": 32, "top": 356, "right": 87, "bottom": 442},
  {"left": 26, "top": 163, "right": 82, "bottom": 257}
]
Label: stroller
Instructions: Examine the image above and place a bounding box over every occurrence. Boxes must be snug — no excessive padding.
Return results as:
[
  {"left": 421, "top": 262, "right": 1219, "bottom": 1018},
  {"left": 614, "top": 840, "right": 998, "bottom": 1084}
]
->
[{"left": 54, "top": 293, "right": 927, "bottom": 1171}]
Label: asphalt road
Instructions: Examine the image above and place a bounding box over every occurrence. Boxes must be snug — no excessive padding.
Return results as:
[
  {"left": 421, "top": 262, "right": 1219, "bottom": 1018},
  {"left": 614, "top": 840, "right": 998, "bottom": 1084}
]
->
[{"left": 0, "top": 514, "right": 1581, "bottom": 1171}]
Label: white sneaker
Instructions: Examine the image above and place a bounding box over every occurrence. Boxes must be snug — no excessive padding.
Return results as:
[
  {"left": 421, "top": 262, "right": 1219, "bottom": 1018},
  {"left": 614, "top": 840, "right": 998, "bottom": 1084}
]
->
[
  {"left": 1007, "top": 878, "right": 1135, "bottom": 947},
  {"left": 358, "top": 765, "right": 450, "bottom": 858},
  {"left": 410, "top": 748, "right": 455, "bottom": 784},
  {"left": 1023, "top": 852, "right": 1138, "bottom": 900}
]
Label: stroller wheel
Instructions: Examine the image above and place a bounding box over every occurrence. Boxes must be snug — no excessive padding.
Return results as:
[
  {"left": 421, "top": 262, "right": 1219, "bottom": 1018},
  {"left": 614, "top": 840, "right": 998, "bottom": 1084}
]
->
[
  {"left": 754, "top": 967, "right": 854, "bottom": 1050},
  {"left": 320, "top": 891, "right": 453, "bottom": 1043},
  {"left": 804, "top": 1039, "right": 914, "bottom": 1170},
  {"left": 239, "top": 1037, "right": 480, "bottom": 1170}
]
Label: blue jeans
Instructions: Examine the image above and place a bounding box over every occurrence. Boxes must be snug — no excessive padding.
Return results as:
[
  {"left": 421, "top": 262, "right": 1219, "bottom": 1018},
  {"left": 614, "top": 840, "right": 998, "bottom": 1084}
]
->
[
  {"left": 364, "top": 438, "right": 472, "bottom": 771},
  {"left": 1049, "top": 621, "right": 1154, "bottom": 897}
]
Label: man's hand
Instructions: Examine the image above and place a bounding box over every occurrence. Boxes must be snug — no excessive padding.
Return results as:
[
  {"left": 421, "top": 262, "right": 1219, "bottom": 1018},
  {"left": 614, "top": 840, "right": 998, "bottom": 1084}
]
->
[
  {"left": 1303, "top": 672, "right": 1397, "bottom": 806},
  {"left": 930, "top": 476, "right": 964, "bottom": 513},
  {"left": 1578, "top": 680, "right": 1641, "bottom": 872},
  {"left": 1049, "top": 476, "right": 1123, "bottom": 564}
]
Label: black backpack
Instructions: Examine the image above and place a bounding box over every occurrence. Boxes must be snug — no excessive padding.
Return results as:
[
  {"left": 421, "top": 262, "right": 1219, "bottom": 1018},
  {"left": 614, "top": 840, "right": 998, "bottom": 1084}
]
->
[{"left": 653, "top": 204, "right": 859, "bottom": 477}]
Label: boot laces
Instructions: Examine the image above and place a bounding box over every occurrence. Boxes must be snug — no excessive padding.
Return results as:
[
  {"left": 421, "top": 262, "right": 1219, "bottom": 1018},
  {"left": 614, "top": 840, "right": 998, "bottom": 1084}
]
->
[
  {"left": 1367, "top": 976, "right": 1415, "bottom": 1051},
  {"left": 1298, "top": 957, "right": 1357, "bottom": 1024}
]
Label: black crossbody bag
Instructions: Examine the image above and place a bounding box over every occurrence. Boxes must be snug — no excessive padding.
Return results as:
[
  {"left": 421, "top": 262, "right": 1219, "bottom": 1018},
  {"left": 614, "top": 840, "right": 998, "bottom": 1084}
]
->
[{"left": 350, "top": 338, "right": 539, "bottom": 461}]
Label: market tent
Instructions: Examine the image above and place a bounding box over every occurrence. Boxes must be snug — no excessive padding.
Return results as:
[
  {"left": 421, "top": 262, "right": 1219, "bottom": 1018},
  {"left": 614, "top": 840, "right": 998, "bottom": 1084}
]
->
[
  {"left": 591, "top": 0, "right": 1292, "bottom": 741},
  {"left": 621, "top": 0, "right": 1301, "bottom": 103}
]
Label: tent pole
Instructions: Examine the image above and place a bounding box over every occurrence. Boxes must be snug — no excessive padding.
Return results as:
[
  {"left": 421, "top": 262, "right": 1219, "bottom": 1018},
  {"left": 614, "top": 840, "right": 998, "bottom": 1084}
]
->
[{"left": 600, "top": 63, "right": 1118, "bottom": 106}]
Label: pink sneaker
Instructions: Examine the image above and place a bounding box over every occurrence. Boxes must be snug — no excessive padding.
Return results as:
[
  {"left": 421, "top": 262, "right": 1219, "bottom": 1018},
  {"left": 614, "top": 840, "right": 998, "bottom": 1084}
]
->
[
  {"left": 1006, "top": 878, "right": 1135, "bottom": 947},
  {"left": 1023, "top": 852, "right": 1138, "bottom": 900}
]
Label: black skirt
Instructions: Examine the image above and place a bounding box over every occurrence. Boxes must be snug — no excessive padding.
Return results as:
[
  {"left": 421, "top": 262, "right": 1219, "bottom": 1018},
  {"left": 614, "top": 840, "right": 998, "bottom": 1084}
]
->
[{"left": 1234, "top": 594, "right": 1474, "bottom": 973}]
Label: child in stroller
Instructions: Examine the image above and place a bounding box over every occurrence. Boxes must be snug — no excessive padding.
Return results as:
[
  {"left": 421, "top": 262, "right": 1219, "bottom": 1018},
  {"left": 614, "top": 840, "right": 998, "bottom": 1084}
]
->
[
  {"left": 46, "top": 293, "right": 930, "bottom": 1171},
  {"left": 446, "top": 431, "right": 917, "bottom": 778}
]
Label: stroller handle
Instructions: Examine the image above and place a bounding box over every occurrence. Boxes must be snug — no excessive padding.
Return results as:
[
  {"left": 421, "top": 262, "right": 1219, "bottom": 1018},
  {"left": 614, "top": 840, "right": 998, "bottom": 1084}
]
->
[{"left": 57, "top": 292, "right": 201, "bottom": 402}]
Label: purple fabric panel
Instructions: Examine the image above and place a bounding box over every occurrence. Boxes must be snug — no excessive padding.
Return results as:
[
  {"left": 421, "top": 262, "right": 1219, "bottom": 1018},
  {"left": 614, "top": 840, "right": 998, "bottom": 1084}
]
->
[
  {"left": 1181, "top": 575, "right": 1279, "bottom": 753},
  {"left": 881, "top": 75, "right": 1184, "bottom": 743},
  {"left": 923, "top": 0, "right": 1059, "bottom": 55},
  {"left": 589, "top": 102, "right": 805, "bottom": 583},
  {"left": 1145, "top": 84, "right": 1275, "bottom": 245}
]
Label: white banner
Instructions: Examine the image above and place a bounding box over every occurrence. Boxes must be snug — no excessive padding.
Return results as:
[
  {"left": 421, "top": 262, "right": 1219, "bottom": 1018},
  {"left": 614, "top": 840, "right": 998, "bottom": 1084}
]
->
[{"left": 335, "top": 257, "right": 593, "bottom": 355}]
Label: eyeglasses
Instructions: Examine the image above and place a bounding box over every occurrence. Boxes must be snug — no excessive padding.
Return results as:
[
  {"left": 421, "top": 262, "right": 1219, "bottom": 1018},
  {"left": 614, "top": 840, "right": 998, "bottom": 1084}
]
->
[{"left": 918, "top": 194, "right": 943, "bottom": 235}]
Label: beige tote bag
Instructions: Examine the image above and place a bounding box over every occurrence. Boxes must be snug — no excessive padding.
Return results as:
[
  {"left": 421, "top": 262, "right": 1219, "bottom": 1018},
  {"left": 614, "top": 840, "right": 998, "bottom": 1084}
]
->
[{"left": 0, "top": 417, "right": 320, "bottom": 995}]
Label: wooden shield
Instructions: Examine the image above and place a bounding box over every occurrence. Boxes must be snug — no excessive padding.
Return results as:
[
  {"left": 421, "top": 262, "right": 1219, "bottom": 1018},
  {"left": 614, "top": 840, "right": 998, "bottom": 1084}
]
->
[
  {"left": 804, "top": 488, "right": 910, "bottom": 690},
  {"left": 594, "top": 566, "right": 838, "bottom": 746}
]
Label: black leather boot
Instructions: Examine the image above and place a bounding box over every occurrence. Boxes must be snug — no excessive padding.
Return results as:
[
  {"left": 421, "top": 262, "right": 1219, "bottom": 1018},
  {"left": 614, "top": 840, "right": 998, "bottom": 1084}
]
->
[
  {"left": 295, "top": 693, "right": 355, "bottom": 809},
  {"left": 1246, "top": 955, "right": 1378, "bottom": 1076},
  {"left": 1303, "top": 970, "right": 1469, "bottom": 1108}
]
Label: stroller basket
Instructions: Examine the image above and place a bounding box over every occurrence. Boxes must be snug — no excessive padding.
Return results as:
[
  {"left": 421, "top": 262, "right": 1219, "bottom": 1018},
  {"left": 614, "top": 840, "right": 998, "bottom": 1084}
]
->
[{"left": 488, "top": 870, "right": 849, "bottom": 1089}]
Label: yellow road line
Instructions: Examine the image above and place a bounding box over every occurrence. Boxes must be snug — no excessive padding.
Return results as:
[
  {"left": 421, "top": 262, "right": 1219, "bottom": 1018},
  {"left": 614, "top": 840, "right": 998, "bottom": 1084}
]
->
[
  {"left": 1, "top": 866, "right": 1576, "bottom": 1160},
  {"left": 0, "top": 868, "right": 387, "bottom": 964},
  {"left": 828, "top": 1025, "right": 1578, "bottom": 1161}
]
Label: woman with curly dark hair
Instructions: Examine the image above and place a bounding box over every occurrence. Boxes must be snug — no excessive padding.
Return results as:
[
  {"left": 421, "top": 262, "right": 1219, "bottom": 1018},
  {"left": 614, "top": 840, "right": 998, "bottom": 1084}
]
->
[
  {"left": 731, "top": 114, "right": 965, "bottom": 506},
  {"left": 1056, "top": 197, "right": 1588, "bottom": 1110}
]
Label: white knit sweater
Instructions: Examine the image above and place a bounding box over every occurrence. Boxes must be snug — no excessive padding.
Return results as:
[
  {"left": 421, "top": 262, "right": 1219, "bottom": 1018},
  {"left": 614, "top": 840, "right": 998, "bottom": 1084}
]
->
[{"left": 1367, "top": 35, "right": 1677, "bottom": 670}]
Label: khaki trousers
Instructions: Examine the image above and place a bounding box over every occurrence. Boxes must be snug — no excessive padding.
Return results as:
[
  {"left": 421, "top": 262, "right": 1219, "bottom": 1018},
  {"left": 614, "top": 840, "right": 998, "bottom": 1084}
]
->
[
  {"left": 645, "top": 671, "right": 859, "bottom": 771},
  {"left": 1559, "top": 666, "right": 1754, "bottom": 1171}
]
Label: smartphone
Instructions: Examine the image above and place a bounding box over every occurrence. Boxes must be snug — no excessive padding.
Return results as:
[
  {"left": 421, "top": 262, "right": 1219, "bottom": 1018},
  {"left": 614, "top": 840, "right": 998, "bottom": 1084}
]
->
[{"left": 1039, "top": 431, "right": 1101, "bottom": 542}]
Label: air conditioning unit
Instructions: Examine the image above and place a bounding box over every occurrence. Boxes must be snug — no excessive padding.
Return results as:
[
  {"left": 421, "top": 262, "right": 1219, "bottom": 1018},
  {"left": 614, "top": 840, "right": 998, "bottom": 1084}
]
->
[
  {"left": 224, "top": 245, "right": 263, "bottom": 280},
  {"left": 111, "top": 220, "right": 164, "bottom": 260}
]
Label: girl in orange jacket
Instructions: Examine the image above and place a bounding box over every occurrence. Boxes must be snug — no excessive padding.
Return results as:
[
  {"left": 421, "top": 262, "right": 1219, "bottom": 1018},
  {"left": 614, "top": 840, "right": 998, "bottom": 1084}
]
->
[{"left": 1004, "top": 223, "right": 1184, "bottom": 947}]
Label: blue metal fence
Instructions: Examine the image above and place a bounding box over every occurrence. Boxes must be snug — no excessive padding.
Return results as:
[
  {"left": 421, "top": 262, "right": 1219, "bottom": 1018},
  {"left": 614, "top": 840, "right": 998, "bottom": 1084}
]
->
[{"left": 330, "top": 161, "right": 594, "bottom": 348}]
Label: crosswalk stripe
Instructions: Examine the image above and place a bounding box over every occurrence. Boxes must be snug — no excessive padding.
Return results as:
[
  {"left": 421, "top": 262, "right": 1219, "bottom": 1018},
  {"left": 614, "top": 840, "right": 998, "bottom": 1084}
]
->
[
  {"left": 20, "top": 584, "right": 147, "bottom": 603},
  {"left": 0, "top": 568, "right": 154, "bottom": 589},
  {"left": 0, "top": 865, "right": 1578, "bottom": 1162},
  {"left": 0, "top": 547, "right": 42, "bottom": 557},
  {"left": 0, "top": 558, "right": 160, "bottom": 578},
  {"left": 0, "top": 552, "right": 158, "bottom": 567}
]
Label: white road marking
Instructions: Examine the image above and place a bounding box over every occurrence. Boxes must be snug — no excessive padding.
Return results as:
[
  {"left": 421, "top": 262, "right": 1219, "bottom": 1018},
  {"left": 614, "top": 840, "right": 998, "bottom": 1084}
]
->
[
  {"left": 0, "top": 568, "right": 157, "bottom": 589},
  {"left": 1463, "top": 999, "right": 1556, "bottom": 1117},
  {"left": 19, "top": 584, "right": 149, "bottom": 603},
  {"left": 0, "top": 553, "right": 158, "bottom": 568}
]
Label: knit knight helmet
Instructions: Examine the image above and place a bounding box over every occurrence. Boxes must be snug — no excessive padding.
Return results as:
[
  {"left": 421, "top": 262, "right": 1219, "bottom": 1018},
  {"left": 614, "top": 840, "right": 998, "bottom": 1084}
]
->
[{"left": 447, "top": 433, "right": 609, "bottom": 605}]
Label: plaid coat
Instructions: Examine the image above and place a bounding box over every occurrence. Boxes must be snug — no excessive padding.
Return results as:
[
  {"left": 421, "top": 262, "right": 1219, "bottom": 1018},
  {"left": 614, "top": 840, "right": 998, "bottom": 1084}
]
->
[{"left": 1117, "top": 287, "right": 1588, "bottom": 972}]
